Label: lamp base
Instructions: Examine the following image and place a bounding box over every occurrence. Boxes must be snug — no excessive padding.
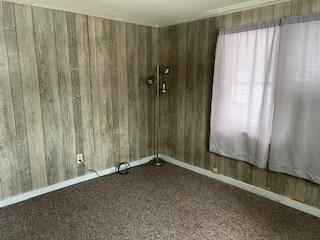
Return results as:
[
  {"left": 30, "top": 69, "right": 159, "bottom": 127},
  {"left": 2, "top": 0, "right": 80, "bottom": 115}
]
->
[{"left": 150, "top": 157, "right": 165, "bottom": 166}]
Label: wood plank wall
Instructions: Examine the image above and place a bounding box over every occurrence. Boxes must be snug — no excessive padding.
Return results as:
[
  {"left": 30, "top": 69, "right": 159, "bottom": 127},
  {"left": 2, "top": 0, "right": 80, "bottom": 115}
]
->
[
  {"left": 0, "top": 1, "right": 158, "bottom": 200},
  {"left": 159, "top": 0, "right": 320, "bottom": 208}
]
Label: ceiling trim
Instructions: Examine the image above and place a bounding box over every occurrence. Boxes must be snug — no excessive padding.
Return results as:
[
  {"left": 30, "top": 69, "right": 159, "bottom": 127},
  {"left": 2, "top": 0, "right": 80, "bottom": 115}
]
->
[
  {"left": 160, "top": 0, "right": 292, "bottom": 27},
  {"left": 4, "top": 0, "right": 160, "bottom": 27},
  {"left": 5, "top": 0, "right": 292, "bottom": 28}
]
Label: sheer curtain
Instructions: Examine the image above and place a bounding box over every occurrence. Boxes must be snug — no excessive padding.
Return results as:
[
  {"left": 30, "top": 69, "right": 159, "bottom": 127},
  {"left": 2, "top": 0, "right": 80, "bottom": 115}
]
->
[
  {"left": 269, "top": 15, "right": 320, "bottom": 184},
  {"left": 209, "top": 25, "right": 280, "bottom": 168}
]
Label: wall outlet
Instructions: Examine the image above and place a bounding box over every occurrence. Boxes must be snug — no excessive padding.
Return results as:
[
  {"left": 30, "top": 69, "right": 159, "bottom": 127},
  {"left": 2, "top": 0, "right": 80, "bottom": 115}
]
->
[
  {"left": 77, "top": 154, "right": 83, "bottom": 164},
  {"left": 212, "top": 167, "right": 218, "bottom": 174},
  {"left": 292, "top": 197, "right": 305, "bottom": 203}
]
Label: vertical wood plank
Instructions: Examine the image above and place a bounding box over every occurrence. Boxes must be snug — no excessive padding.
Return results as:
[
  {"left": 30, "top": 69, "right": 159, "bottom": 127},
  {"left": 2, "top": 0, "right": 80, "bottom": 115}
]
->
[
  {"left": 138, "top": 25, "right": 149, "bottom": 158},
  {"left": 95, "top": 18, "right": 113, "bottom": 168},
  {"left": 66, "top": 12, "right": 85, "bottom": 175},
  {"left": 14, "top": 3, "right": 47, "bottom": 189},
  {"left": 294, "top": 179, "right": 307, "bottom": 203},
  {"left": 167, "top": 27, "right": 178, "bottom": 157},
  {"left": 273, "top": 1, "right": 292, "bottom": 18},
  {"left": 33, "top": 6, "right": 64, "bottom": 184},
  {"left": 176, "top": 23, "right": 187, "bottom": 161},
  {"left": 183, "top": 24, "right": 193, "bottom": 165},
  {"left": 52, "top": 10, "right": 77, "bottom": 179},
  {"left": 108, "top": 20, "right": 120, "bottom": 165},
  {"left": 159, "top": 27, "right": 169, "bottom": 155},
  {"left": 277, "top": 173, "right": 297, "bottom": 199},
  {"left": 305, "top": 180, "right": 320, "bottom": 207},
  {"left": 116, "top": 21, "right": 130, "bottom": 162},
  {"left": 194, "top": 19, "right": 209, "bottom": 168},
  {"left": 159, "top": 26, "right": 177, "bottom": 157},
  {"left": 126, "top": 23, "right": 140, "bottom": 160},
  {"left": 88, "top": 16, "right": 102, "bottom": 170},
  {"left": 75, "top": 14, "right": 95, "bottom": 171},
  {"left": 0, "top": 1, "right": 18, "bottom": 198},
  {"left": 3, "top": 2, "right": 32, "bottom": 192},
  {"left": 3, "top": 2, "right": 31, "bottom": 192},
  {"left": 184, "top": 21, "right": 199, "bottom": 166},
  {"left": 190, "top": 21, "right": 200, "bottom": 166},
  {"left": 146, "top": 27, "right": 157, "bottom": 156},
  {"left": 0, "top": 178, "right": 2, "bottom": 199},
  {"left": 102, "top": 18, "right": 114, "bottom": 167},
  {"left": 291, "top": 0, "right": 304, "bottom": 16}
]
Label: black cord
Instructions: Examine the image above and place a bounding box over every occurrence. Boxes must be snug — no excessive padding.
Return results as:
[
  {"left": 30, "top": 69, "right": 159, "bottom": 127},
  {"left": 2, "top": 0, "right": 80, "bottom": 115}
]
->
[
  {"left": 115, "top": 160, "right": 153, "bottom": 175},
  {"left": 80, "top": 160, "right": 100, "bottom": 177},
  {"left": 115, "top": 162, "right": 131, "bottom": 175},
  {"left": 80, "top": 159, "right": 152, "bottom": 178}
]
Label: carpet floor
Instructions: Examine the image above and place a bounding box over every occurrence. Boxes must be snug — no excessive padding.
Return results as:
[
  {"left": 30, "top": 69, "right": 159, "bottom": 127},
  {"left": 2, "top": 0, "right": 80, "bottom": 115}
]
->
[{"left": 0, "top": 163, "right": 319, "bottom": 240}]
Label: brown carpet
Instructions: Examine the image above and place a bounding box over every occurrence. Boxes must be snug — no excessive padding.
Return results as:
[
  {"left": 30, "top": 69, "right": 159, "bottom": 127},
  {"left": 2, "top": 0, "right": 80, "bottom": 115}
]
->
[{"left": 0, "top": 163, "right": 319, "bottom": 240}]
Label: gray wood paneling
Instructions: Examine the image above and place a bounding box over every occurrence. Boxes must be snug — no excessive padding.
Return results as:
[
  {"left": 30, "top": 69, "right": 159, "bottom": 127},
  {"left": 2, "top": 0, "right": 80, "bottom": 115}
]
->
[
  {"left": 96, "top": 17, "right": 114, "bottom": 169},
  {"left": 138, "top": 25, "right": 148, "bottom": 158},
  {"left": 75, "top": 14, "right": 95, "bottom": 174},
  {"left": 66, "top": 12, "right": 85, "bottom": 176},
  {"left": 159, "top": 0, "right": 320, "bottom": 208},
  {"left": 52, "top": 10, "right": 77, "bottom": 180},
  {"left": 146, "top": 27, "right": 159, "bottom": 158},
  {"left": 0, "top": 1, "right": 158, "bottom": 201},
  {"left": 109, "top": 21, "right": 120, "bottom": 165},
  {"left": 0, "top": 1, "right": 18, "bottom": 197},
  {"left": 175, "top": 24, "right": 187, "bottom": 162},
  {"left": 127, "top": 24, "right": 140, "bottom": 161},
  {"left": 116, "top": 21, "right": 130, "bottom": 162},
  {"left": 1, "top": 0, "right": 318, "bottom": 210},
  {"left": 14, "top": 4, "right": 47, "bottom": 188},
  {"left": 3, "top": 2, "right": 30, "bottom": 193},
  {"left": 33, "top": 6, "right": 64, "bottom": 185},
  {"left": 88, "top": 16, "right": 102, "bottom": 170}
]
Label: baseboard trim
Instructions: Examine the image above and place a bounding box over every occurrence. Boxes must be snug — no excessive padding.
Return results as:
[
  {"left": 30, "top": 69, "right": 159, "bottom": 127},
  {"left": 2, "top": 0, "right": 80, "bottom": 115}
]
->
[
  {"left": 160, "top": 154, "right": 320, "bottom": 218},
  {"left": 0, "top": 155, "right": 154, "bottom": 209},
  {"left": 2, "top": 154, "right": 319, "bottom": 218}
]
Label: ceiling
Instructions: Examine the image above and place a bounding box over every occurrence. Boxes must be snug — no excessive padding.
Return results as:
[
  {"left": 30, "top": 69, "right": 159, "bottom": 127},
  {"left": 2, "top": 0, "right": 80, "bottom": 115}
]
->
[{"left": 8, "top": 0, "right": 290, "bottom": 27}]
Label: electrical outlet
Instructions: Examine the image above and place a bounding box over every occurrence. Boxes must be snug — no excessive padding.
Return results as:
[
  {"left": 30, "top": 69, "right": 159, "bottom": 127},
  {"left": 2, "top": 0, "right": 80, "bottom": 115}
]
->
[
  {"left": 212, "top": 167, "right": 218, "bottom": 174},
  {"left": 77, "top": 154, "right": 83, "bottom": 164}
]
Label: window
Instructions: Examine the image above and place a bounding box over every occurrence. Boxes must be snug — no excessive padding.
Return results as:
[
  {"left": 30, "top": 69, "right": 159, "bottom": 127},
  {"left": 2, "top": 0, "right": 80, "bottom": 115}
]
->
[
  {"left": 209, "top": 25, "right": 280, "bottom": 168},
  {"left": 269, "top": 18, "right": 320, "bottom": 184}
]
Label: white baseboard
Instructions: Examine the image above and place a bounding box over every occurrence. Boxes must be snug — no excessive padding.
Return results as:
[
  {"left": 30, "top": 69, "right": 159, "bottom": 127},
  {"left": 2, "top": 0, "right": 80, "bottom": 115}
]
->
[
  {"left": 160, "top": 154, "right": 320, "bottom": 218},
  {"left": 0, "top": 155, "right": 154, "bottom": 209},
  {"left": 2, "top": 154, "right": 319, "bottom": 218}
]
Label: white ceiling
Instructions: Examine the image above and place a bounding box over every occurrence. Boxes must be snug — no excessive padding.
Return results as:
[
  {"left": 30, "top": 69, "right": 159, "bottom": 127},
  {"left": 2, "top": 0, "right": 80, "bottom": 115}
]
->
[{"left": 8, "top": 0, "right": 290, "bottom": 27}]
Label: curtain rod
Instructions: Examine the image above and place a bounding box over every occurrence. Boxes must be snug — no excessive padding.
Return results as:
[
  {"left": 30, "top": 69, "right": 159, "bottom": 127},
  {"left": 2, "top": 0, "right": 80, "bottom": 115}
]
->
[{"left": 219, "top": 12, "right": 320, "bottom": 35}]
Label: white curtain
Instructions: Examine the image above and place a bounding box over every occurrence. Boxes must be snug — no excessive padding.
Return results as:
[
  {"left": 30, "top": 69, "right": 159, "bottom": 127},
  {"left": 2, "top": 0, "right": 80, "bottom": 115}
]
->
[
  {"left": 209, "top": 26, "right": 280, "bottom": 168},
  {"left": 269, "top": 17, "right": 320, "bottom": 184}
]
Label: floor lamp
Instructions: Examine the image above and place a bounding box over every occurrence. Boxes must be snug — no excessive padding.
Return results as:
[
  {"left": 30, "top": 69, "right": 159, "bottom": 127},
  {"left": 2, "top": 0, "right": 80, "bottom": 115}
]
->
[{"left": 146, "top": 65, "right": 170, "bottom": 166}]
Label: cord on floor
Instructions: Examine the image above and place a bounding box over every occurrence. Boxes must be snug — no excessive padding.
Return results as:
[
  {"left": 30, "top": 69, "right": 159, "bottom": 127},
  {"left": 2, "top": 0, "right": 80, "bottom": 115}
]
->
[
  {"left": 79, "top": 160, "right": 100, "bottom": 177},
  {"left": 115, "top": 162, "right": 130, "bottom": 175},
  {"left": 80, "top": 159, "right": 152, "bottom": 178}
]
